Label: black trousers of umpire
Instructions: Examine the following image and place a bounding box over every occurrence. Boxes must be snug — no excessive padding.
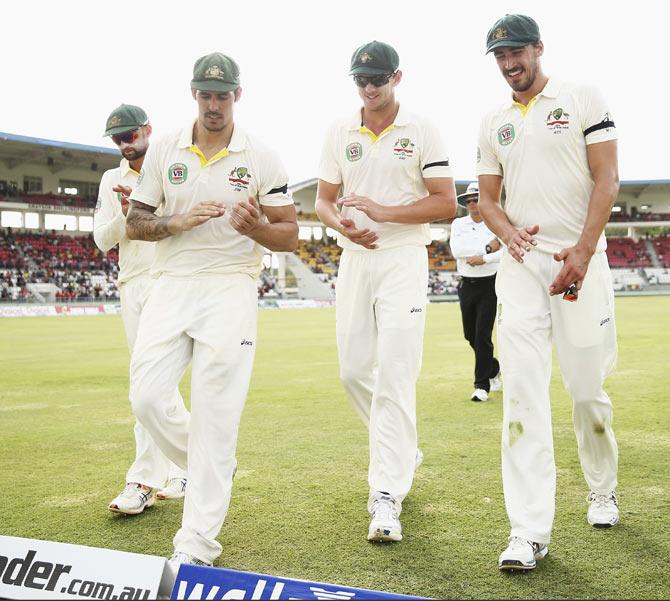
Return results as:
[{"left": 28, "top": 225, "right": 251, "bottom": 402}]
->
[{"left": 457, "top": 274, "right": 500, "bottom": 392}]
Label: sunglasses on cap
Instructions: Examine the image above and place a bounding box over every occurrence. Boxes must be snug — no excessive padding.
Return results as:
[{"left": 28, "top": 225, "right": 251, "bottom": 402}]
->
[
  {"left": 111, "top": 128, "right": 141, "bottom": 146},
  {"left": 353, "top": 72, "right": 396, "bottom": 88}
]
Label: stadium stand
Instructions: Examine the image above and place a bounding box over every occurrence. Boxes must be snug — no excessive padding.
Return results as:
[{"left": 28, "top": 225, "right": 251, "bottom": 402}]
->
[
  {"left": 652, "top": 235, "right": 670, "bottom": 268},
  {"left": 605, "top": 236, "right": 652, "bottom": 268},
  {"left": 428, "top": 240, "right": 455, "bottom": 271},
  {"left": 3, "top": 227, "right": 670, "bottom": 302},
  {"left": 296, "top": 238, "right": 341, "bottom": 276},
  {"left": 0, "top": 228, "right": 282, "bottom": 302}
]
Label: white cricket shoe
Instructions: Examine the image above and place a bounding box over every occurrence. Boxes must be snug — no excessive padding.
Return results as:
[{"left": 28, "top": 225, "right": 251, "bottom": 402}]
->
[
  {"left": 415, "top": 448, "right": 424, "bottom": 470},
  {"left": 157, "top": 478, "right": 187, "bottom": 500},
  {"left": 168, "top": 551, "right": 212, "bottom": 575},
  {"left": 490, "top": 373, "right": 502, "bottom": 392},
  {"left": 587, "top": 491, "right": 619, "bottom": 528},
  {"left": 498, "top": 536, "right": 548, "bottom": 571},
  {"left": 367, "top": 492, "right": 402, "bottom": 542},
  {"left": 471, "top": 388, "right": 489, "bottom": 402},
  {"left": 108, "top": 483, "right": 155, "bottom": 515}
]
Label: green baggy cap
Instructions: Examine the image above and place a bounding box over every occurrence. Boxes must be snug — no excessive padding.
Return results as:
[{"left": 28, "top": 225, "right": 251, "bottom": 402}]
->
[
  {"left": 103, "top": 104, "right": 148, "bottom": 137},
  {"left": 486, "top": 14, "right": 540, "bottom": 54},
  {"left": 191, "top": 52, "right": 240, "bottom": 92},
  {"left": 350, "top": 40, "right": 399, "bottom": 75}
]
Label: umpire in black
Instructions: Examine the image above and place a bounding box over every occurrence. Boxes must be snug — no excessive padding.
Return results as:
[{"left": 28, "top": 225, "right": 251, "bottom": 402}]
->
[{"left": 449, "top": 183, "right": 502, "bottom": 402}]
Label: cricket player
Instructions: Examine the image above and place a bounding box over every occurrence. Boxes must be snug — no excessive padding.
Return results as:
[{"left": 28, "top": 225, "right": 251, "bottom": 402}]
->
[
  {"left": 94, "top": 104, "right": 188, "bottom": 514},
  {"left": 476, "top": 14, "right": 620, "bottom": 571},
  {"left": 315, "top": 40, "right": 456, "bottom": 543},
  {"left": 126, "top": 52, "right": 297, "bottom": 568},
  {"left": 449, "top": 182, "right": 502, "bottom": 402}
]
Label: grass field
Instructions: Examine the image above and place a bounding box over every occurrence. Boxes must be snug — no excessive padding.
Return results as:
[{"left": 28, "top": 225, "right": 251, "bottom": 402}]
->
[{"left": 1, "top": 297, "right": 669, "bottom": 599}]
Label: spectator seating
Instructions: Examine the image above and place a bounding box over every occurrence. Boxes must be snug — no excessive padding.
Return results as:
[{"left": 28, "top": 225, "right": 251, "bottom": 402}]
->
[
  {"left": 610, "top": 268, "right": 645, "bottom": 291},
  {"left": 428, "top": 240, "right": 455, "bottom": 271},
  {"left": 3, "top": 228, "right": 670, "bottom": 302},
  {"left": 652, "top": 235, "right": 670, "bottom": 268},
  {"left": 296, "top": 238, "right": 341, "bottom": 277},
  {"left": 605, "top": 237, "right": 652, "bottom": 268},
  {"left": 644, "top": 267, "right": 670, "bottom": 285}
]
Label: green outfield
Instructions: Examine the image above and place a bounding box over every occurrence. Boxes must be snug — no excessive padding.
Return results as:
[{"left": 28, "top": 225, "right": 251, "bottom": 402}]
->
[{"left": 1, "top": 297, "right": 669, "bottom": 599}]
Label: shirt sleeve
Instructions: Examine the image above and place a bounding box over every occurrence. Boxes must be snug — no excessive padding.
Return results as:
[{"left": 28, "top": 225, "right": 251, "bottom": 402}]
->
[
  {"left": 93, "top": 170, "right": 125, "bottom": 253},
  {"left": 483, "top": 249, "right": 502, "bottom": 264},
  {"left": 476, "top": 114, "right": 503, "bottom": 177},
  {"left": 579, "top": 85, "right": 617, "bottom": 145},
  {"left": 420, "top": 119, "right": 452, "bottom": 179},
  {"left": 317, "top": 124, "right": 342, "bottom": 185},
  {"left": 257, "top": 147, "right": 293, "bottom": 207},
  {"left": 129, "top": 144, "right": 164, "bottom": 208}
]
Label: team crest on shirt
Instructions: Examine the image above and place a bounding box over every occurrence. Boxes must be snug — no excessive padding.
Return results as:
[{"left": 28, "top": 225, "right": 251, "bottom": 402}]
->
[
  {"left": 497, "top": 123, "right": 515, "bottom": 146},
  {"left": 346, "top": 142, "right": 362, "bottom": 162},
  {"left": 229, "top": 166, "right": 251, "bottom": 191},
  {"left": 546, "top": 107, "right": 570, "bottom": 133},
  {"left": 393, "top": 137, "right": 415, "bottom": 159},
  {"left": 168, "top": 163, "right": 188, "bottom": 185}
]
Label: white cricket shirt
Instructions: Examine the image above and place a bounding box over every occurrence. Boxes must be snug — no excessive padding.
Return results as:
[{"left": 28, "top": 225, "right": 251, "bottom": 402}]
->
[
  {"left": 130, "top": 121, "right": 292, "bottom": 278},
  {"left": 477, "top": 79, "right": 617, "bottom": 254},
  {"left": 319, "top": 106, "right": 452, "bottom": 251},
  {"left": 94, "top": 158, "right": 155, "bottom": 285}
]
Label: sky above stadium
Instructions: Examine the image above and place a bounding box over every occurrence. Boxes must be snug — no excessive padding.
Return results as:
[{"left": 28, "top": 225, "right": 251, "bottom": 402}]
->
[{"left": 1, "top": 0, "right": 667, "bottom": 184}]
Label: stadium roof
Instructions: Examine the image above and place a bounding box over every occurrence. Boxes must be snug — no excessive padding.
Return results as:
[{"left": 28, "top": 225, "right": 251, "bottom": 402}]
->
[{"left": 0, "top": 131, "right": 119, "bottom": 174}]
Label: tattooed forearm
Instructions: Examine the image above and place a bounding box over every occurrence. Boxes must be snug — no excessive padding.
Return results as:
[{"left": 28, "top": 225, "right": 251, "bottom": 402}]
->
[{"left": 126, "top": 201, "right": 175, "bottom": 241}]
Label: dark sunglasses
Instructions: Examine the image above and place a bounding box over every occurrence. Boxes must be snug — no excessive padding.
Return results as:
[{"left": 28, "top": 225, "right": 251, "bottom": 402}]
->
[
  {"left": 353, "top": 72, "right": 395, "bottom": 88},
  {"left": 111, "top": 128, "right": 141, "bottom": 145}
]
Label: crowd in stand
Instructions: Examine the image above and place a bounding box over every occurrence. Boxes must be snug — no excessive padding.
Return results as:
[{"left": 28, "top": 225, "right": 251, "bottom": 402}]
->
[
  {"left": 0, "top": 229, "right": 119, "bottom": 302},
  {"left": 2, "top": 227, "right": 670, "bottom": 303},
  {"left": 0, "top": 228, "right": 281, "bottom": 302}
]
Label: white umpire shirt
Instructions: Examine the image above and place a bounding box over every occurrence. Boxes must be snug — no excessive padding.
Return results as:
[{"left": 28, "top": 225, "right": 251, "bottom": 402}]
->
[{"left": 449, "top": 215, "right": 501, "bottom": 278}]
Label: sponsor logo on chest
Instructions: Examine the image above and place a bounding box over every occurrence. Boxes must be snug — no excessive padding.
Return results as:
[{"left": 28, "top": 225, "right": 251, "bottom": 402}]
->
[
  {"left": 393, "top": 137, "right": 415, "bottom": 159},
  {"left": 346, "top": 142, "right": 362, "bottom": 162},
  {"left": 228, "top": 166, "right": 252, "bottom": 191},
  {"left": 168, "top": 163, "right": 188, "bottom": 185},
  {"left": 546, "top": 107, "right": 570, "bottom": 133},
  {"left": 497, "top": 123, "right": 515, "bottom": 146}
]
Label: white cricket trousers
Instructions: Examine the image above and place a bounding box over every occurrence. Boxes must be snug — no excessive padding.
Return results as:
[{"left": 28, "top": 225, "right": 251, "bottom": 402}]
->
[
  {"left": 496, "top": 250, "right": 618, "bottom": 544},
  {"left": 120, "top": 275, "right": 187, "bottom": 488},
  {"left": 336, "top": 245, "right": 428, "bottom": 504},
  {"left": 129, "top": 274, "right": 257, "bottom": 563}
]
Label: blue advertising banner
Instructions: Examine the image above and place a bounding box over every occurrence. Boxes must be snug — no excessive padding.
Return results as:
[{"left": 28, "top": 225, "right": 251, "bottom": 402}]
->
[{"left": 171, "top": 564, "right": 429, "bottom": 600}]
